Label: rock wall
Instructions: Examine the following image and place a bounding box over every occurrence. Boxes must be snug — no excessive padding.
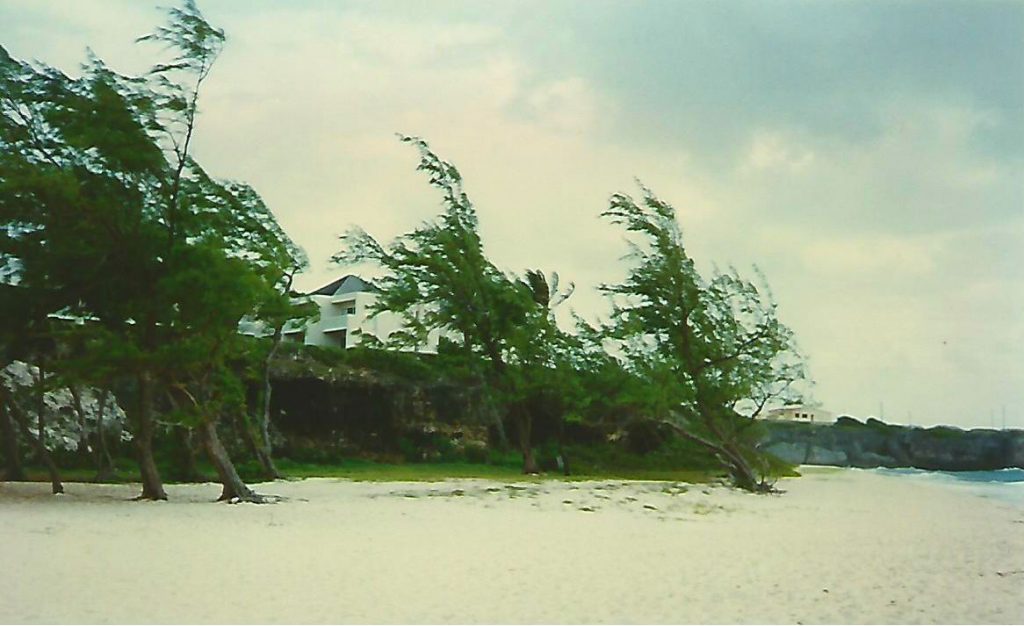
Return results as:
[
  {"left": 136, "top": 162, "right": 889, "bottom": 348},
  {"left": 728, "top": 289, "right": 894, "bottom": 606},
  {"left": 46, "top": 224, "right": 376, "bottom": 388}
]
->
[
  {"left": 269, "top": 372, "right": 495, "bottom": 461},
  {"left": 762, "top": 417, "right": 1024, "bottom": 471}
]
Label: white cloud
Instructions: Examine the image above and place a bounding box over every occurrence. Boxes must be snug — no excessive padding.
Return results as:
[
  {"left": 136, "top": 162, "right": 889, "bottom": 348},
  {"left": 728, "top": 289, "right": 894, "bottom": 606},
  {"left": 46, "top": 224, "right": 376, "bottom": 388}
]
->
[{"left": 744, "top": 131, "right": 816, "bottom": 173}]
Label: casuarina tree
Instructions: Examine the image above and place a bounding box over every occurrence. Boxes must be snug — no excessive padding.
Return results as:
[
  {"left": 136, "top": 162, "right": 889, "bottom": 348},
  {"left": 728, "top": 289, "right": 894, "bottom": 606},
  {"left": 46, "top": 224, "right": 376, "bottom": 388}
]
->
[
  {"left": 600, "top": 184, "right": 807, "bottom": 492},
  {"left": 0, "top": 1, "right": 302, "bottom": 501},
  {"left": 334, "top": 136, "right": 571, "bottom": 473}
]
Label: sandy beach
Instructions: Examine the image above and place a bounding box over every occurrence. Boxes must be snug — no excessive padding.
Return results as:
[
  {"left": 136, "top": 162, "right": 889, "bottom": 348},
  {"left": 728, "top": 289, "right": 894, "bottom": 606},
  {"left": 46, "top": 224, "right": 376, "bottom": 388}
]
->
[{"left": 1, "top": 468, "right": 1021, "bottom": 624}]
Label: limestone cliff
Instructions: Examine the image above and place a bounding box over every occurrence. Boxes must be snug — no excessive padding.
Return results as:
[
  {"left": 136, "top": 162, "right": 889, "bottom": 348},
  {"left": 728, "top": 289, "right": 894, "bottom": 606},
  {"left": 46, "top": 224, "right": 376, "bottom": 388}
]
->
[{"left": 762, "top": 417, "right": 1024, "bottom": 471}]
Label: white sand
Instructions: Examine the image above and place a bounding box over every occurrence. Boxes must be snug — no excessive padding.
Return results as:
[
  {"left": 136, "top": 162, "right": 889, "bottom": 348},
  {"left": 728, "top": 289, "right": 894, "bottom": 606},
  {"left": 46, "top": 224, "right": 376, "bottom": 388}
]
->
[{"left": 1, "top": 468, "right": 1021, "bottom": 624}]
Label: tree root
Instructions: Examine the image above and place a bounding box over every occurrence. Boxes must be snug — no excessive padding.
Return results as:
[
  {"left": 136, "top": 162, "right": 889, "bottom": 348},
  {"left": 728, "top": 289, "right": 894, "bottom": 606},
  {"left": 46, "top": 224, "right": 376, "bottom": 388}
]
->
[
  {"left": 131, "top": 493, "right": 168, "bottom": 502},
  {"left": 219, "top": 492, "right": 287, "bottom": 505}
]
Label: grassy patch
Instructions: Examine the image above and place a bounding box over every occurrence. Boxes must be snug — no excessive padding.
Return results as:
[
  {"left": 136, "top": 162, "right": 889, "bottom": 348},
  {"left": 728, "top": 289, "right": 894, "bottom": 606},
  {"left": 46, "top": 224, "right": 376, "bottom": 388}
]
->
[
  {"left": 13, "top": 458, "right": 721, "bottom": 486},
  {"left": 268, "top": 459, "right": 719, "bottom": 484},
  {"left": 271, "top": 459, "right": 532, "bottom": 482}
]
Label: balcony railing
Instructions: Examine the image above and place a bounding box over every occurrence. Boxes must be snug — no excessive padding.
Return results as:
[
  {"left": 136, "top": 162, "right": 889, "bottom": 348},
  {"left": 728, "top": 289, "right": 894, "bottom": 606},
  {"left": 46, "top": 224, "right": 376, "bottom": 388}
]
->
[{"left": 320, "top": 314, "right": 350, "bottom": 333}]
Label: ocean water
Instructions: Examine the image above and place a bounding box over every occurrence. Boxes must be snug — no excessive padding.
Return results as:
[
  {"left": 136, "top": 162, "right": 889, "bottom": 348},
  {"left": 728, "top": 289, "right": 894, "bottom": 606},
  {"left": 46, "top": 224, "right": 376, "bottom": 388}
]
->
[{"left": 873, "top": 467, "right": 1024, "bottom": 507}]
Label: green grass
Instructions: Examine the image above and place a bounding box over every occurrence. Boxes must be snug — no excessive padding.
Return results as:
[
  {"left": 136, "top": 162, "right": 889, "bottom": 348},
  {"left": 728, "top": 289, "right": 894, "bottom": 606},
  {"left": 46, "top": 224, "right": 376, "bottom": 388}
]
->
[
  {"left": 271, "top": 459, "right": 534, "bottom": 482},
  {"left": 247, "top": 458, "right": 721, "bottom": 484},
  {"left": 13, "top": 458, "right": 722, "bottom": 486}
]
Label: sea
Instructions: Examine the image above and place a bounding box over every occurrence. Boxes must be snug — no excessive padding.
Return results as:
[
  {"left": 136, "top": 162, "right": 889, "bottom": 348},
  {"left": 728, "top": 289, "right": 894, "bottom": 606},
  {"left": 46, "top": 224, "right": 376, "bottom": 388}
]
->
[{"left": 873, "top": 467, "right": 1024, "bottom": 507}]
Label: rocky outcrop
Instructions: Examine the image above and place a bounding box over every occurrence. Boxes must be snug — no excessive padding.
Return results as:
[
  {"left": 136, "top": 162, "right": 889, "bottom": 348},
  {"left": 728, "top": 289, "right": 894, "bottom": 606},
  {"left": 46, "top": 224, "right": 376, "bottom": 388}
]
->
[
  {"left": 762, "top": 417, "right": 1024, "bottom": 471},
  {"left": 265, "top": 349, "right": 495, "bottom": 462}
]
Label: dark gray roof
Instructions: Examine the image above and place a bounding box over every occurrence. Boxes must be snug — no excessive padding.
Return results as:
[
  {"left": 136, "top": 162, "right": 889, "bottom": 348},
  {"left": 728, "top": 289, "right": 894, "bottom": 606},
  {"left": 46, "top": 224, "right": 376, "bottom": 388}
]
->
[{"left": 309, "top": 274, "right": 377, "bottom": 296}]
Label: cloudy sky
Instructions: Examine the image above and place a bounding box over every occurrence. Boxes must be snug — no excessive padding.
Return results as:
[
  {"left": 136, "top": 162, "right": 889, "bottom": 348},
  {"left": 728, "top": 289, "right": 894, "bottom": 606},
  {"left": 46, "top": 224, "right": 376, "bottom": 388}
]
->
[{"left": 3, "top": 0, "right": 1022, "bottom": 428}]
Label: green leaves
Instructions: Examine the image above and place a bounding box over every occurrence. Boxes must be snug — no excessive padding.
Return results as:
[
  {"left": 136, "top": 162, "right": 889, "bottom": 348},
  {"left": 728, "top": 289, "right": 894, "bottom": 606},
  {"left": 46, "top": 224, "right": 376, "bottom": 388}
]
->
[
  {"left": 136, "top": 0, "right": 225, "bottom": 80},
  {"left": 600, "top": 184, "right": 807, "bottom": 490},
  {"left": 0, "top": 2, "right": 305, "bottom": 434},
  {"left": 336, "top": 136, "right": 529, "bottom": 359}
]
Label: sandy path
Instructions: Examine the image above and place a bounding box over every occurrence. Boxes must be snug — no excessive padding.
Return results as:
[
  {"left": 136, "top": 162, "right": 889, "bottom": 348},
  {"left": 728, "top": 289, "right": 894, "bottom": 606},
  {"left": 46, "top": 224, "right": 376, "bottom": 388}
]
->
[{"left": 1, "top": 469, "right": 1021, "bottom": 624}]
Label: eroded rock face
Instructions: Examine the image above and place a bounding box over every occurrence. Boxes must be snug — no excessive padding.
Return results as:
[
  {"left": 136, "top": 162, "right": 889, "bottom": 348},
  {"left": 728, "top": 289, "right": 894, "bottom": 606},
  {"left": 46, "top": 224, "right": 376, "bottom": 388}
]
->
[
  {"left": 269, "top": 373, "right": 491, "bottom": 461},
  {"left": 762, "top": 419, "right": 1024, "bottom": 471}
]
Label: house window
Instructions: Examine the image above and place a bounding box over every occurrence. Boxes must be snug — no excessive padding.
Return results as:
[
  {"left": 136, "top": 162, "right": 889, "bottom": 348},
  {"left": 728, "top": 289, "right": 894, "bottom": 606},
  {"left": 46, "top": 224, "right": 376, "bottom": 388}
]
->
[{"left": 345, "top": 306, "right": 356, "bottom": 315}]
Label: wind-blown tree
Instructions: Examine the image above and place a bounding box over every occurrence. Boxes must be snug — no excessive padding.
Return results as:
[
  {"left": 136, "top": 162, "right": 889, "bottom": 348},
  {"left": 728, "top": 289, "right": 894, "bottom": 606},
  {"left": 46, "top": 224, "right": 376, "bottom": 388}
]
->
[
  {"left": 600, "top": 184, "right": 806, "bottom": 492},
  {"left": 163, "top": 170, "right": 309, "bottom": 498},
  {"left": 511, "top": 270, "right": 584, "bottom": 472},
  {"left": 334, "top": 136, "right": 569, "bottom": 473},
  {"left": 0, "top": 1, "right": 301, "bottom": 500}
]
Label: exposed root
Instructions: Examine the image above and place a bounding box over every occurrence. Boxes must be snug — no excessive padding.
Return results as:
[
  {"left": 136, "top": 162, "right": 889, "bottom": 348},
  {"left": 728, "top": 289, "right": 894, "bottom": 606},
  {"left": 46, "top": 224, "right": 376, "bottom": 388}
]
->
[
  {"left": 131, "top": 493, "right": 168, "bottom": 502},
  {"left": 220, "top": 492, "right": 286, "bottom": 505}
]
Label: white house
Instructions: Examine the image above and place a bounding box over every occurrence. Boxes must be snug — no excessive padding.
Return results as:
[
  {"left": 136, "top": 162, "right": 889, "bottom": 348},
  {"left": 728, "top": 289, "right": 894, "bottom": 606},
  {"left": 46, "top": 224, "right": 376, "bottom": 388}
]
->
[
  {"left": 764, "top": 405, "right": 836, "bottom": 424},
  {"left": 282, "top": 275, "right": 440, "bottom": 353}
]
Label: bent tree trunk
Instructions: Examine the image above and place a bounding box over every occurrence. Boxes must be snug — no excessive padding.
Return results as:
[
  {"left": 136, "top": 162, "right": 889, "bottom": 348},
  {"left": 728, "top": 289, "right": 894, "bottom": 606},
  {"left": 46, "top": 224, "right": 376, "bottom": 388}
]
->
[
  {"left": 663, "top": 420, "right": 771, "bottom": 493},
  {"left": 0, "top": 397, "right": 26, "bottom": 481},
  {"left": 132, "top": 373, "right": 167, "bottom": 500},
  {"left": 196, "top": 419, "right": 262, "bottom": 503},
  {"left": 3, "top": 394, "right": 63, "bottom": 494},
  {"left": 255, "top": 326, "right": 285, "bottom": 480}
]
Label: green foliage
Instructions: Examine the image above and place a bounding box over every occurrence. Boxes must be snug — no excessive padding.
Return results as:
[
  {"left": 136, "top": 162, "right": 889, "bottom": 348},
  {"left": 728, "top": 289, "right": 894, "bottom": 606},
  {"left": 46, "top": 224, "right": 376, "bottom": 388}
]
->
[
  {"left": 599, "top": 183, "right": 808, "bottom": 491},
  {"left": 342, "top": 347, "right": 441, "bottom": 384},
  {"left": 0, "top": 0, "right": 302, "bottom": 383},
  {"left": 333, "top": 136, "right": 537, "bottom": 366},
  {"left": 0, "top": 2, "right": 307, "bottom": 497},
  {"left": 333, "top": 137, "right": 587, "bottom": 472}
]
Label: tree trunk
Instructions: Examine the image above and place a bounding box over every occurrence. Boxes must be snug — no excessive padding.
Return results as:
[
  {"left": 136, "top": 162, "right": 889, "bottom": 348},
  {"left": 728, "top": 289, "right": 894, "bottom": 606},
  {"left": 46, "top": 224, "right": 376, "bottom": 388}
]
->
[
  {"left": 172, "top": 427, "right": 206, "bottom": 483},
  {"left": 515, "top": 408, "right": 539, "bottom": 474},
  {"left": 253, "top": 444, "right": 279, "bottom": 482},
  {"left": 132, "top": 373, "right": 167, "bottom": 500},
  {"left": 556, "top": 414, "right": 570, "bottom": 476},
  {"left": 34, "top": 362, "right": 46, "bottom": 466},
  {"left": 239, "top": 412, "right": 279, "bottom": 481},
  {"left": 67, "top": 385, "right": 95, "bottom": 470},
  {"left": 256, "top": 325, "right": 284, "bottom": 480},
  {"left": 4, "top": 394, "right": 63, "bottom": 494},
  {"left": 662, "top": 419, "right": 771, "bottom": 493},
  {"left": 93, "top": 390, "right": 117, "bottom": 482},
  {"left": 0, "top": 396, "right": 26, "bottom": 481},
  {"left": 482, "top": 390, "right": 508, "bottom": 451},
  {"left": 196, "top": 419, "right": 262, "bottom": 503}
]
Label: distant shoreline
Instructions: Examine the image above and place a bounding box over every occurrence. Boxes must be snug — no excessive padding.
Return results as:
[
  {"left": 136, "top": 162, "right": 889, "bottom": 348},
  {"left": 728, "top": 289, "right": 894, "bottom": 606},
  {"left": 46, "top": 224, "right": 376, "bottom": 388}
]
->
[{"left": 764, "top": 418, "right": 1024, "bottom": 472}]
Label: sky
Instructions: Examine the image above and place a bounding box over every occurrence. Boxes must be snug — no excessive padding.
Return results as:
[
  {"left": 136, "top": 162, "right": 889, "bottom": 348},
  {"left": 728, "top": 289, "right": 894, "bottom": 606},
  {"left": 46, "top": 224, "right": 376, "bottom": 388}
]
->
[{"left": 2, "top": 0, "right": 1022, "bottom": 429}]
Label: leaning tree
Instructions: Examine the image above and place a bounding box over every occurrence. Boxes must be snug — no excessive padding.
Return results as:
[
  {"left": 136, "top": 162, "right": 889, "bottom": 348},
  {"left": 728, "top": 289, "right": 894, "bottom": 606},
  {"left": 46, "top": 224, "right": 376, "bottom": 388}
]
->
[
  {"left": 600, "top": 184, "right": 807, "bottom": 491},
  {"left": 0, "top": 1, "right": 303, "bottom": 500},
  {"left": 334, "top": 136, "right": 571, "bottom": 473}
]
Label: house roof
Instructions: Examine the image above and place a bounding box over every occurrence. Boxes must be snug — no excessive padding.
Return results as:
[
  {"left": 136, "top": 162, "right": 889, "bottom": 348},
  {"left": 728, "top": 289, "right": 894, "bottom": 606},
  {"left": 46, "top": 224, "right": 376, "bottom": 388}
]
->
[{"left": 309, "top": 274, "right": 377, "bottom": 296}]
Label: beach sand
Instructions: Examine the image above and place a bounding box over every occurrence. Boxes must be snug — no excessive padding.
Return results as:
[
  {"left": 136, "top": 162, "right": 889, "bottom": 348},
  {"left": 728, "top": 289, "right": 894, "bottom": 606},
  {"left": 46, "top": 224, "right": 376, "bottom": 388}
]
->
[{"left": 1, "top": 468, "right": 1021, "bottom": 624}]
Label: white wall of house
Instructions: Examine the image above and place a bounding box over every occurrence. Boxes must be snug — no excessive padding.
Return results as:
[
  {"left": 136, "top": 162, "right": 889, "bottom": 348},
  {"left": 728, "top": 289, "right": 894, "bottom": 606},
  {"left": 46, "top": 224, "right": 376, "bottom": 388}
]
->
[
  {"left": 283, "top": 275, "right": 440, "bottom": 353},
  {"left": 765, "top": 405, "right": 836, "bottom": 423}
]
